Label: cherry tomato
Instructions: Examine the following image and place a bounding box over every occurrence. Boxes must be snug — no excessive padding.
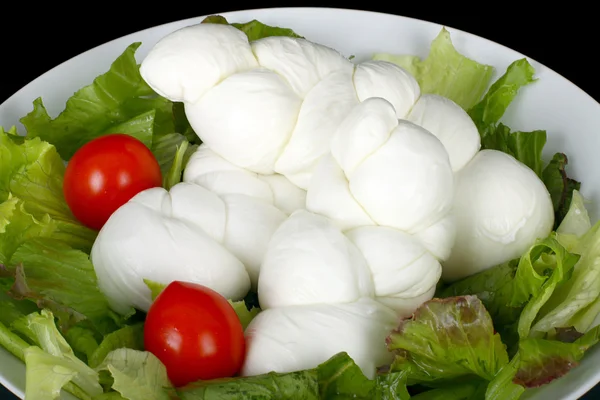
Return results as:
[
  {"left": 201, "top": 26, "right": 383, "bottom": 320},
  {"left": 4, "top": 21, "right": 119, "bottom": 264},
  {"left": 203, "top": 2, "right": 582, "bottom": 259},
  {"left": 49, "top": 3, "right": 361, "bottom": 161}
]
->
[
  {"left": 144, "top": 281, "right": 246, "bottom": 387},
  {"left": 63, "top": 134, "right": 162, "bottom": 230}
]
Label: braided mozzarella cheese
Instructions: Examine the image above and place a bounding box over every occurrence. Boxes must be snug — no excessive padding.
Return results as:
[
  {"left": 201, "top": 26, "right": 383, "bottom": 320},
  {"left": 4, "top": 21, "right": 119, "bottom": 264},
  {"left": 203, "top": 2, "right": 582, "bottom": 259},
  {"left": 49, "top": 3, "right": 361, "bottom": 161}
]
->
[{"left": 126, "top": 22, "right": 554, "bottom": 378}]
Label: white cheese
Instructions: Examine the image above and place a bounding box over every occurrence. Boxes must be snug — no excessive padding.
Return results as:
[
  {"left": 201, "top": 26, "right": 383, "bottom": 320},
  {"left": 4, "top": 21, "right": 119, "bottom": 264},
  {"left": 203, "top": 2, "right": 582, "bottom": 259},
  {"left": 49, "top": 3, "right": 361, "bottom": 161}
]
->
[
  {"left": 348, "top": 117, "right": 454, "bottom": 233},
  {"left": 221, "top": 193, "right": 287, "bottom": 289},
  {"left": 407, "top": 94, "right": 481, "bottom": 172},
  {"left": 306, "top": 154, "right": 375, "bottom": 231},
  {"left": 184, "top": 68, "right": 302, "bottom": 174},
  {"left": 353, "top": 60, "right": 421, "bottom": 119},
  {"left": 140, "top": 23, "right": 258, "bottom": 104},
  {"left": 330, "top": 97, "right": 397, "bottom": 176},
  {"left": 414, "top": 214, "right": 457, "bottom": 262},
  {"left": 442, "top": 150, "right": 555, "bottom": 282},
  {"left": 241, "top": 298, "right": 397, "bottom": 379},
  {"left": 90, "top": 184, "right": 251, "bottom": 314},
  {"left": 251, "top": 36, "right": 353, "bottom": 97},
  {"left": 274, "top": 69, "right": 359, "bottom": 188},
  {"left": 258, "top": 210, "right": 375, "bottom": 309},
  {"left": 184, "top": 145, "right": 306, "bottom": 215},
  {"left": 346, "top": 225, "right": 441, "bottom": 317}
]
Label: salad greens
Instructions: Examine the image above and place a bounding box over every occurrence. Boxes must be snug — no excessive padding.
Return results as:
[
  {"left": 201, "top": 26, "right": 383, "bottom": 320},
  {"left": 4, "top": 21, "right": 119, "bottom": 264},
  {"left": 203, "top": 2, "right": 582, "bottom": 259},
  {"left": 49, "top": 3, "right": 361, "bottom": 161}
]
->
[
  {"left": 0, "top": 14, "right": 594, "bottom": 400},
  {"left": 373, "top": 28, "right": 494, "bottom": 110}
]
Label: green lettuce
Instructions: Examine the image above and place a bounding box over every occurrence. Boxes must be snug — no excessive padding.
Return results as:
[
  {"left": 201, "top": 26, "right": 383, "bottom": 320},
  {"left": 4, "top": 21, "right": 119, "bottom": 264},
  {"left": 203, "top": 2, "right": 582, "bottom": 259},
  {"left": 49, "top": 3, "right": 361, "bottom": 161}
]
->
[
  {"left": 528, "top": 193, "right": 600, "bottom": 337},
  {"left": 317, "top": 352, "right": 410, "bottom": 399},
  {"left": 163, "top": 140, "right": 193, "bottom": 190},
  {"left": 0, "top": 129, "right": 96, "bottom": 258},
  {"left": 87, "top": 323, "right": 145, "bottom": 368},
  {"left": 1, "top": 238, "right": 126, "bottom": 334},
  {"left": 385, "top": 295, "right": 600, "bottom": 399},
  {"left": 14, "top": 309, "right": 103, "bottom": 400},
  {"left": 177, "top": 370, "right": 318, "bottom": 399},
  {"left": 20, "top": 43, "right": 170, "bottom": 160},
  {"left": 467, "top": 59, "right": 546, "bottom": 178},
  {"left": 18, "top": 42, "right": 200, "bottom": 190},
  {"left": 201, "top": 15, "right": 303, "bottom": 41},
  {"left": 96, "top": 349, "right": 173, "bottom": 400},
  {"left": 387, "top": 296, "right": 509, "bottom": 385},
  {"left": 438, "top": 237, "right": 578, "bottom": 349},
  {"left": 176, "top": 351, "right": 409, "bottom": 400},
  {"left": 542, "top": 153, "right": 582, "bottom": 227},
  {"left": 151, "top": 132, "right": 198, "bottom": 184},
  {"left": 468, "top": 59, "right": 537, "bottom": 134},
  {"left": 373, "top": 28, "right": 494, "bottom": 110}
]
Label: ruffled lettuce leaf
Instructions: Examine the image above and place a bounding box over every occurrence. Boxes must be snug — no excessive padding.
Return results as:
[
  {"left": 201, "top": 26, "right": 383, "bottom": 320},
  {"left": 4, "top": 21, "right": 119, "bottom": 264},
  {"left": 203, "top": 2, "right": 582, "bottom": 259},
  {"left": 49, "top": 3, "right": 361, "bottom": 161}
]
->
[
  {"left": 486, "top": 328, "right": 600, "bottom": 399},
  {"left": 96, "top": 348, "right": 173, "bottom": 400},
  {"left": 439, "top": 237, "right": 578, "bottom": 349},
  {"left": 0, "top": 128, "right": 96, "bottom": 258},
  {"left": 468, "top": 59, "right": 537, "bottom": 135},
  {"left": 317, "top": 352, "right": 410, "bottom": 400},
  {"left": 163, "top": 139, "right": 195, "bottom": 190},
  {"left": 542, "top": 153, "right": 582, "bottom": 228},
  {"left": 373, "top": 28, "right": 494, "bottom": 110},
  {"left": 527, "top": 194, "right": 600, "bottom": 337},
  {"left": 385, "top": 295, "right": 600, "bottom": 399},
  {"left": 177, "top": 369, "right": 318, "bottom": 400},
  {"left": 13, "top": 309, "right": 103, "bottom": 400},
  {"left": 1, "top": 238, "right": 127, "bottom": 334},
  {"left": 20, "top": 43, "right": 169, "bottom": 160},
  {"left": 386, "top": 296, "right": 509, "bottom": 385},
  {"left": 87, "top": 323, "right": 145, "bottom": 369},
  {"left": 176, "top": 352, "right": 409, "bottom": 400},
  {"left": 467, "top": 59, "right": 546, "bottom": 178},
  {"left": 18, "top": 42, "right": 200, "bottom": 190}
]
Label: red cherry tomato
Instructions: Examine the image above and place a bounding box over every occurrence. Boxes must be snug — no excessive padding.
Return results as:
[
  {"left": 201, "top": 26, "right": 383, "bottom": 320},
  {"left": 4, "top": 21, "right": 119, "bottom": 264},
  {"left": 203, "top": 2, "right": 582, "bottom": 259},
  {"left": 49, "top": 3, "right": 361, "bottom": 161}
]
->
[
  {"left": 144, "top": 281, "right": 246, "bottom": 387},
  {"left": 63, "top": 134, "right": 162, "bottom": 230}
]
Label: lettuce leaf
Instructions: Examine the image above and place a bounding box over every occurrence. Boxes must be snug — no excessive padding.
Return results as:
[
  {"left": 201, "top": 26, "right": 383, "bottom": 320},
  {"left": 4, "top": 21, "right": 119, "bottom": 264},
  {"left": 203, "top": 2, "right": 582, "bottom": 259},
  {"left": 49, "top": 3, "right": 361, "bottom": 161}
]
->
[
  {"left": 468, "top": 59, "right": 536, "bottom": 134},
  {"left": 528, "top": 202, "right": 600, "bottom": 336},
  {"left": 317, "top": 352, "right": 410, "bottom": 399},
  {"left": 201, "top": 15, "right": 303, "bottom": 41},
  {"left": 177, "top": 370, "right": 318, "bottom": 399},
  {"left": 386, "top": 296, "right": 509, "bottom": 384},
  {"left": 151, "top": 132, "right": 198, "bottom": 180},
  {"left": 163, "top": 140, "right": 194, "bottom": 190},
  {"left": 87, "top": 323, "right": 145, "bottom": 368},
  {"left": 467, "top": 59, "right": 546, "bottom": 177},
  {"left": 478, "top": 123, "right": 547, "bottom": 178},
  {"left": 1, "top": 238, "right": 126, "bottom": 334},
  {"left": 439, "top": 237, "right": 578, "bottom": 348},
  {"left": 410, "top": 382, "right": 488, "bottom": 400},
  {"left": 20, "top": 43, "right": 172, "bottom": 161},
  {"left": 176, "top": 351, "right": 408, "bottom": 400},
  {"left": 0, "top": 129, "right": 96, "bottom": 257},
  {"left": 486, "top": 328, "right": 600, "bottom": 399},
  {"left": 373, "top": 28, "right": 494, "bottom": 110},
  {"left": 542, "top": 153, "right": 582, "bottom": 228},
  {"left": 14, "top": 309, "right": 103, "bottom": 400},
  {"left": 96, "top": 348, "right": 173, "bottom": 400}
]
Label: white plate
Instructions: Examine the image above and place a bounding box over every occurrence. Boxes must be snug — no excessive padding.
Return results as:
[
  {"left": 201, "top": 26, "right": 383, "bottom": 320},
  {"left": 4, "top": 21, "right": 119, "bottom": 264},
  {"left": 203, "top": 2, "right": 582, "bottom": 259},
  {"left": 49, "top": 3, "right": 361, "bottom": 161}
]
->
[{"left": 1, "top": 7, "right": 599, "bottom": 400}]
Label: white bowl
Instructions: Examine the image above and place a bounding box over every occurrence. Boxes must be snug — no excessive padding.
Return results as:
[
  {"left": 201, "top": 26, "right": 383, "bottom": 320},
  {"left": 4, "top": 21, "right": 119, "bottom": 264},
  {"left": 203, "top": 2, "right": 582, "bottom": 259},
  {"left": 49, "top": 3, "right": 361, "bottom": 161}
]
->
[{"left": 1, "top": 8, "right": 599, "bottom": 400}]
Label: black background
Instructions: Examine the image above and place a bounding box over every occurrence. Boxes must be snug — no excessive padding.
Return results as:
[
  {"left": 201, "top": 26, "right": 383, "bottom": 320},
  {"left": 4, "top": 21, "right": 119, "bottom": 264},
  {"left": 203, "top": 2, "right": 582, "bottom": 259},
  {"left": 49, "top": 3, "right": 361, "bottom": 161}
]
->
[{"left": 1, "top": 4, "right": 599, "bottom": 399}]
